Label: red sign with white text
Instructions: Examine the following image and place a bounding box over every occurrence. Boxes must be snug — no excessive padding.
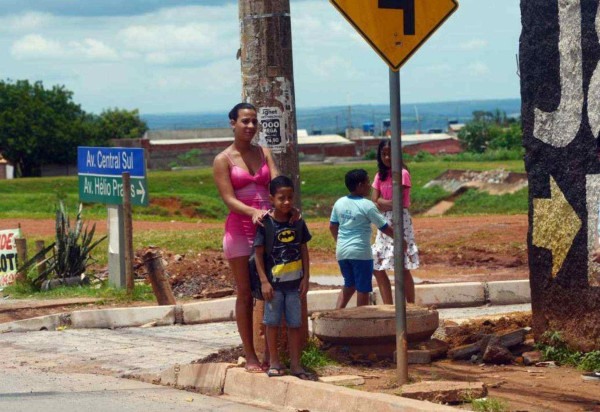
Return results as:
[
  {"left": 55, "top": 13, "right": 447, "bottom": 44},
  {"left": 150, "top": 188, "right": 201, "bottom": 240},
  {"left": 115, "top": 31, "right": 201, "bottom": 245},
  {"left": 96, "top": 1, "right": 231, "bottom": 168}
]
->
[{"left": 0, "top": 229, "right": 21, "bottom": 287}]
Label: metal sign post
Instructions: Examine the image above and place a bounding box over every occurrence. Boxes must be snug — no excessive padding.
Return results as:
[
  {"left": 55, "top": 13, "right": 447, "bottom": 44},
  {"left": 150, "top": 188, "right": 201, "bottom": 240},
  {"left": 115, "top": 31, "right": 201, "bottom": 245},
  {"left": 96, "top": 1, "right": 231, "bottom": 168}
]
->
[
  {"left": 389, "top": 69, "right": 408, "bottom": 384},
  {"left": 329, "top": 0, "right": 458, "bottom": 385},
  {"left": 77, "top": 147, "right": 148, "bottom": 288}
]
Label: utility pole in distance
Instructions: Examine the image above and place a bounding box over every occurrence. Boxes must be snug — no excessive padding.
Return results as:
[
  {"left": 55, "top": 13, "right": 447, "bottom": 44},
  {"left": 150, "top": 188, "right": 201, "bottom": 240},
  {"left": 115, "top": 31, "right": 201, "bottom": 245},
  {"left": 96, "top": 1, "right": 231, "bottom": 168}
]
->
[{"left": 239, "top": 0, "right": 306, "bottom": 357}]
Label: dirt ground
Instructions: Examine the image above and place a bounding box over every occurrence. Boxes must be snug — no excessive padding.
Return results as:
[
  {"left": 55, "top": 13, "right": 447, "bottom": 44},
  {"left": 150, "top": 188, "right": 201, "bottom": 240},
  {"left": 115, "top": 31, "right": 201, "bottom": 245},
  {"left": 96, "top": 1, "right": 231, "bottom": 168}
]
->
[
  {"left": 197, "top": 313, "right": 600, "bottom": 412},
  {"left": 7, "top": 214, "right": 585, "bottom": 412},
  {"left": 0, "top": 214, "right": 528, "bottom": 322}
]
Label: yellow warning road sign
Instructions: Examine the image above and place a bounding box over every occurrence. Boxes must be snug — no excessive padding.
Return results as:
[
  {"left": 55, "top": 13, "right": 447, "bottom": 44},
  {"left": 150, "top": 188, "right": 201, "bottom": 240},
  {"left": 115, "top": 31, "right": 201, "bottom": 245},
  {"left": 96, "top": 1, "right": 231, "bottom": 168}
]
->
[{"left": 330, "top": 0, "right": 458, "bottom": 71}]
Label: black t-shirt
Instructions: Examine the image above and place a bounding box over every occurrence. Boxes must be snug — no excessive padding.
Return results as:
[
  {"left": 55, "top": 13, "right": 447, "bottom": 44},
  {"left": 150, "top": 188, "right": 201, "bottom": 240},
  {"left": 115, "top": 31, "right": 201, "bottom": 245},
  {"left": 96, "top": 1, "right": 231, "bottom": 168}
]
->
[{"left": 253, "top": 217, "right": 312, "bottom": 290}]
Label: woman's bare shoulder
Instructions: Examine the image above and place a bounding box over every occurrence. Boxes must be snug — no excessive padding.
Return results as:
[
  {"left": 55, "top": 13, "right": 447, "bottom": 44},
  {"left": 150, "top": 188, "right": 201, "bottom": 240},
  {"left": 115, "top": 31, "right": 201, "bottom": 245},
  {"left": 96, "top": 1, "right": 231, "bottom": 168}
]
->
[{"left": 214, "top": 146, "right": 234, "bottom": 165}]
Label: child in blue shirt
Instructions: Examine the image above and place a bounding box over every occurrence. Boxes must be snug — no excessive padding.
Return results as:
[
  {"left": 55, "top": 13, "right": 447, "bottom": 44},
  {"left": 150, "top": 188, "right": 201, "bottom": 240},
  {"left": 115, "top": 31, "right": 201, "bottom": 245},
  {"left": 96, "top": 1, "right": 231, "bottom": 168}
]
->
[{"left": 330, "top": 169, "right": 394, "bottom": 308}]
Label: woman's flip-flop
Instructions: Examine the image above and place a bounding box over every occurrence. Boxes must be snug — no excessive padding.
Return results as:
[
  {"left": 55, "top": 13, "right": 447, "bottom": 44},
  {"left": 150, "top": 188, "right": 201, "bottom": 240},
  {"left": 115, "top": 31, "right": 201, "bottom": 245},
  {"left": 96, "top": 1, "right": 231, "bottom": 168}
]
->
[
  {"left": 245, "top": 364, "right": 264, "bottom": 373},
  {"left": 266, "top": 367, "right": 286, "bottom": 377}
]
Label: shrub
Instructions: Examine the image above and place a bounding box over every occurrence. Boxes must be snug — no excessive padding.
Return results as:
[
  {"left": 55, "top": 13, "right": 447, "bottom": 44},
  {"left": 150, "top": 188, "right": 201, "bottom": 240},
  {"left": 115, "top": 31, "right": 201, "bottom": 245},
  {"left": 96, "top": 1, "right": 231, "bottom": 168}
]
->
[{"left": 20, "top": 201, "right": 106, "bottom": 289}]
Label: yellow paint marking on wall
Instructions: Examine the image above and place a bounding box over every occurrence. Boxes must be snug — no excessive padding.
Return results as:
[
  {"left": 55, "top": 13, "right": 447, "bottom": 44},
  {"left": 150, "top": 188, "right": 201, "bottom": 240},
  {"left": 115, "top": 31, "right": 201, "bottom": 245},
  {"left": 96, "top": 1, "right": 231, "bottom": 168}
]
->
[{"left": 533, "top": 177, "right": 581, "bottom": 278}]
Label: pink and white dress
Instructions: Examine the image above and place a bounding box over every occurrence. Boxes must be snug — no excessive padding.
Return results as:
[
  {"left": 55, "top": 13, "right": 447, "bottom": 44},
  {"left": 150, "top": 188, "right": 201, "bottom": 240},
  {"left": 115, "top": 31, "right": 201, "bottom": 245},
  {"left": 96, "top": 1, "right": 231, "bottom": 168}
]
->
[{"left": 371, "top": 169, "right": 420, "bottom": 271}]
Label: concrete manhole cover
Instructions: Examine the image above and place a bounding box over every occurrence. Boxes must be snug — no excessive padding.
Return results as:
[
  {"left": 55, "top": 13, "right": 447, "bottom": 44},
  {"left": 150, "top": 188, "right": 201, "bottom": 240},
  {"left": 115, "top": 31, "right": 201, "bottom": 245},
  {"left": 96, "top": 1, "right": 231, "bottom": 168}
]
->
[{"left": 311, "top": 305, "right": 439, "bottom": 344}]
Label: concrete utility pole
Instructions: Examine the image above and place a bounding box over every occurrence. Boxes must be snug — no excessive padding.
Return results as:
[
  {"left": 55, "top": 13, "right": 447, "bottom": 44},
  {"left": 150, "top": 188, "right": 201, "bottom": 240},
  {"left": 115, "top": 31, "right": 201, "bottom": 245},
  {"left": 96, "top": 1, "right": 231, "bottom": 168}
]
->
[{"left": 239, "top": 0, "right": 306, "bottom": 355}]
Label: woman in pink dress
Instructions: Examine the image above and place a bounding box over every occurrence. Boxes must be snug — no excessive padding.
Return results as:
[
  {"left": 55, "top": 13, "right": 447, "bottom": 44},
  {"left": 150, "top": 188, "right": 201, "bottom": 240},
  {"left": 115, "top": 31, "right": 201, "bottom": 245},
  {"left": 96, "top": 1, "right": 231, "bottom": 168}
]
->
[{"left": 213, "top": 103, "right": 279, "bottom": 372}]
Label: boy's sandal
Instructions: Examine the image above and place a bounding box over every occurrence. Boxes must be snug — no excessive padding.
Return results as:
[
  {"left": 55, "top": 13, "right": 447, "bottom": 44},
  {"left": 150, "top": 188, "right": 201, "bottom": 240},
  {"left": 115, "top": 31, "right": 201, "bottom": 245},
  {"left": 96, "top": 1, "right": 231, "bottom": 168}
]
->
[
  {"left": 291, "top": 371, "right": 316, "bottom": 381},
  {"left": 266, "top": 367, "right": 286, "bottom": 377}
]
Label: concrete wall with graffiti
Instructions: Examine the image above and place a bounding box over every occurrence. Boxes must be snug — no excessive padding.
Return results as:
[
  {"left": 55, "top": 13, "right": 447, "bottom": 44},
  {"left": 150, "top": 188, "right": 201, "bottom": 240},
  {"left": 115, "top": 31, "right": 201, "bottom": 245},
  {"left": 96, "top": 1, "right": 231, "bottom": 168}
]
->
[{"left": 521, "top": 0, "right": 600, "bottom": 351}]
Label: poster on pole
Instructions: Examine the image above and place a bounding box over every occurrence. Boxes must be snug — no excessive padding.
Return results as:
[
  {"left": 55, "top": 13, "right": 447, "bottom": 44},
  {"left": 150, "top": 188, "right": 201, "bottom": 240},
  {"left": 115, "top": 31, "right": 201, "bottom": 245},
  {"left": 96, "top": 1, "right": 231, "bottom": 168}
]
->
[
  {"left": 0, "top": 228, "right": 21, "bottom": 287},
  {"left": 257, "top": 107, "right": 286, "bottom": 153}
]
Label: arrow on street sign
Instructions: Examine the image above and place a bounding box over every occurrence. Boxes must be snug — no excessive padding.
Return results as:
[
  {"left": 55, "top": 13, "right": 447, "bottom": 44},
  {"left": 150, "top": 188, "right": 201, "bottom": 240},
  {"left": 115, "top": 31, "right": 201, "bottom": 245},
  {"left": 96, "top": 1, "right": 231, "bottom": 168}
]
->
[
  {"left": 136, "top": 181, "right": 146, "bottom": 204},
  {"left": 330, "top": 0, "right": 458, "bottom": 70}
]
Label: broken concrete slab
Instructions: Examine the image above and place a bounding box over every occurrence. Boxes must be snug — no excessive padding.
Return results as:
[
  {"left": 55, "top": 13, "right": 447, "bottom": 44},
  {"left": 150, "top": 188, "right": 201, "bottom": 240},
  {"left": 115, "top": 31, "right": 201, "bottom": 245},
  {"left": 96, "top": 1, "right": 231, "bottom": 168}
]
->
[
  {"left": 0, "top": 313, "right": 69, "bottom": 333},
  {"left": 522, "top": 351, "right": 542, "bottom": 366},
  {"left": 400, "top": 380, "right": 487, "bottom": 404},
  {"left": 448, "top": 342, "right": 481, "bottom": 360},
  {"left": 482, "top": 342, "right": 514, "bottom": 365},
  {"left": 410, "top": 339, "right": 449, "bottom": 360},
  {"left": 407, "top": 350, "right": 432, "bottom": 364},
  {"left": 496, "top": 328, "right": 528, "bottom": 348}
]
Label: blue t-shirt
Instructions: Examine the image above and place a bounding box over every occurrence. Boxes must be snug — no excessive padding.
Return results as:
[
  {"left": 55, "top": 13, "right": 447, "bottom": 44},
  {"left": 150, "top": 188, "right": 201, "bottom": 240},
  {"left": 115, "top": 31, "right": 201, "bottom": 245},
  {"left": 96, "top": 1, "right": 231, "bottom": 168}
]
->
[{"left": 330, "top": 195, "right": 389, "bottom": 260}]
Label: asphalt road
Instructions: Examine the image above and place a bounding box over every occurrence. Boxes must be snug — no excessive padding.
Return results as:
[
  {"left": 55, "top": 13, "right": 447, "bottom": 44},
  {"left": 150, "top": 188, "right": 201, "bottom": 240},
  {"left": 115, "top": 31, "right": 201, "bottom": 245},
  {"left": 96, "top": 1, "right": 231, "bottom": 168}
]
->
[{"left": 0, "top": 366, "right": 267, "bottom": 412}]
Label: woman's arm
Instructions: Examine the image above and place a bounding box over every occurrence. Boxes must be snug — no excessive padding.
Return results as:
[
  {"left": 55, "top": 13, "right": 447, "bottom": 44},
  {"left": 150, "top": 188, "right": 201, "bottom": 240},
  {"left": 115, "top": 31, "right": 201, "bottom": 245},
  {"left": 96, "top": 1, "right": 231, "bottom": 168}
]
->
[
  {"left": 213, "top": 152, "right": 266, "bottom": 222},
  {"left": 372, "top": 188, "right": 393, "bottom": 212}
]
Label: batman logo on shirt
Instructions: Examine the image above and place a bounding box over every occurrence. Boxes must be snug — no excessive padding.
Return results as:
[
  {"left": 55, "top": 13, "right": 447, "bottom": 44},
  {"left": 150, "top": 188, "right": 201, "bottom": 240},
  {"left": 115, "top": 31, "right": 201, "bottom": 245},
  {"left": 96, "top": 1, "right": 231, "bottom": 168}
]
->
[{"left": 277, "top": 230, "right": 296, "bottom": 243}]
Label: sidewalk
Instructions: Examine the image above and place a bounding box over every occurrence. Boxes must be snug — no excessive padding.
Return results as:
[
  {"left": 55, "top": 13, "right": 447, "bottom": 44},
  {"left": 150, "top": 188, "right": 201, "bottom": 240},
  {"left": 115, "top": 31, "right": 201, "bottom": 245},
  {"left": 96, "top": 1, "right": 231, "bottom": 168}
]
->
[
  {"left": 0, "top": 280, "right": 532, "bottom": 411},
  {"left": 0, "top": 303, "right": 530, "bottom": 411}
]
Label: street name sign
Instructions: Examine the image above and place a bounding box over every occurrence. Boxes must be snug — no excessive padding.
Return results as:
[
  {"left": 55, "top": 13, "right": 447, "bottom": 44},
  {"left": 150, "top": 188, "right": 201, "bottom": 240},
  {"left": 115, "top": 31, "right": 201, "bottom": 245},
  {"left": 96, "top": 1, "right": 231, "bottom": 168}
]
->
[
  {"left": 78, "top": 147, "right": 148, "bottom": 206},
  {"left": 330, "top": 0, "right": 458, "bottom": 70}
]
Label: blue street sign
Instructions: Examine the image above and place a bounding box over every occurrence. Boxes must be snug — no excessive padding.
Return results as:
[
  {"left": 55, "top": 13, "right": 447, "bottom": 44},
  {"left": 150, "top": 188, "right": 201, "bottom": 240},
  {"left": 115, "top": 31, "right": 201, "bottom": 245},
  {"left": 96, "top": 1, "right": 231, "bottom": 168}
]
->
[{"left": 77, "top": 147, "right": 148, "bottom": 206}]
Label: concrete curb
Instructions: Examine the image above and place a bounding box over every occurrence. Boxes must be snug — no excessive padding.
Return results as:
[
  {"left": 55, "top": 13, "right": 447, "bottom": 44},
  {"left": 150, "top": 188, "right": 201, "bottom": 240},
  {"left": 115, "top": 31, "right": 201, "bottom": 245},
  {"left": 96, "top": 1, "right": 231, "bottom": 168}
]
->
[
  {"left": 0, "top": 280, "right": 531, "bottom": 332},
  {"left": 222, "top": 366, "right": 455, "bottom": 411},
  {"left": 136, "top": 363, "right": 455, "bottom": 411}
]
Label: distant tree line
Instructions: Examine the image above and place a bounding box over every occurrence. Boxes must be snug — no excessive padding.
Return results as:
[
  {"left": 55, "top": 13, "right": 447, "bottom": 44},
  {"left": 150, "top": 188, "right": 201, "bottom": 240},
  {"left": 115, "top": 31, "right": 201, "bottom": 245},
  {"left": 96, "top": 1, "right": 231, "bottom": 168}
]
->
[
  {"left": 457, "top": 109, "right": 522, "bottom": 153},
  {"left": 0, "top": 80, "right": 148, "bottom": 177}
]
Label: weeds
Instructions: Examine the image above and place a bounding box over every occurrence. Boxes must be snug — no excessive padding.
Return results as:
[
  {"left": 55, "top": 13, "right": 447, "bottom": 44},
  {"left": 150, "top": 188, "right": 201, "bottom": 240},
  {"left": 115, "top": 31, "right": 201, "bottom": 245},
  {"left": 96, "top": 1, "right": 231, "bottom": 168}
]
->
[
  {"left": 537, "top": 331, "right": 600, "bottom": 371},
  {"left": 301, "top": 338, "right": 336, "bottom": 370},
  {"left": 2, "top": 282, "right": 155, "bottom": 302},
  {"left": 470, "top": 397, "right": 510, "bottom": 412}
]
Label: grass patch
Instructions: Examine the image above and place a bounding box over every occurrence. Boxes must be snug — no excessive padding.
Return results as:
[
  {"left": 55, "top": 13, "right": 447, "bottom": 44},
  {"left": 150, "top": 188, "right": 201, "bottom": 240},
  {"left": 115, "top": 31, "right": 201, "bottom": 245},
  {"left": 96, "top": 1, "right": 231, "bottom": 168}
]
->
[
  {"left": 2, "top": 282, "right": 155, "bottom": 302},
  {"left": 470, "top": 397, "right": 510, "bottom": 412},
  {"left": 448, "top": 188, "right": 528, "bottom": 215},
  {"left": 537, "top": 331, "right": 600, "bottom": 372},
  {"left": 301, "top": 338, "right": 336, "bottom": 370},
  {"left": 0, "top": 160, "right": 526, "bottom": 220}
]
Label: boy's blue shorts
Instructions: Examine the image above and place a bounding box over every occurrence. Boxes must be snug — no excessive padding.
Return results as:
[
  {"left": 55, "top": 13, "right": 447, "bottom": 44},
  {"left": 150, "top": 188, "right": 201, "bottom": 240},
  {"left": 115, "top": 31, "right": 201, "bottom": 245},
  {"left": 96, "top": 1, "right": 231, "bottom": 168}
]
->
[
  {"left": 263, "top": 288, "right": 302, "bottom": 328},
  {"left": 338, "top": 259, "right": 374, "bottom": 293}
]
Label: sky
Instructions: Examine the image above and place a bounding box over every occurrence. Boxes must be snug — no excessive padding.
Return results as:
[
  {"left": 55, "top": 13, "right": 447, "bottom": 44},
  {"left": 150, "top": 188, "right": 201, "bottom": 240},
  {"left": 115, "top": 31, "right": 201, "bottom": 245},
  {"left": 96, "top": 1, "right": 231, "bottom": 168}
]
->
[{"left": 0, "top": 0, "right": 521, "bottom": 115}]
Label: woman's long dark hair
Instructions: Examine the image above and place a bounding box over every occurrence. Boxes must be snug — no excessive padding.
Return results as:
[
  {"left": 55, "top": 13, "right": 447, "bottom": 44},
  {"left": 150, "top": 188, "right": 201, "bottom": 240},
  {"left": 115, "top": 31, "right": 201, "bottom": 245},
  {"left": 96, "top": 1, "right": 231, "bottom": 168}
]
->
[{"left": 376, "top": 138, "right": 408, "bottom": 182}]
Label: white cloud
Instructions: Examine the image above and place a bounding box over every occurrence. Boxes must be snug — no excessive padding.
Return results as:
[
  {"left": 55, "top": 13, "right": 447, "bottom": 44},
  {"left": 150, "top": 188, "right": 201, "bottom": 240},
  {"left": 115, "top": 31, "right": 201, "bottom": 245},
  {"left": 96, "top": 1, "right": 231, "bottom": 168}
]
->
[
  {"left": 11, "top": 34, "right": 118, "bottom": 61},
  {"left": 467, "top": 62, "right": 490, "bottom": 76},
  {"left": 11, "top": 34, "right": 63, "bottom": 59},
  {"left": 71, "top": 38, "right": 119, "bottom": 60},
  {"left": 459, "top": 39, "right": 488, "bottom": 50},
  {"left": 2, "top": 12, "right": 51, "bottom": 32},
  {"left": 116, "top": 5, "right": 238, "bottom": 65}
]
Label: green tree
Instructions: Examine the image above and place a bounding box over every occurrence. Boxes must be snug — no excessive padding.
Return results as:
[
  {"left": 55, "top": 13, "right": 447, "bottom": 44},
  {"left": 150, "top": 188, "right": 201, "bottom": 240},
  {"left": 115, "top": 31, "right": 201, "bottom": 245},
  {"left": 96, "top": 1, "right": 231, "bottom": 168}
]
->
[
  {"left": 458, "top": 110, "right": 522, "bottom": 153},
  {"left": 94, "top": 108, "right": 148, "bottom": 142},
  {"left": 0, "top": 80, "right": 85, "bottom": 177},
  {"left": 0, "top": 80, "right": 147, "bottom": 177}
]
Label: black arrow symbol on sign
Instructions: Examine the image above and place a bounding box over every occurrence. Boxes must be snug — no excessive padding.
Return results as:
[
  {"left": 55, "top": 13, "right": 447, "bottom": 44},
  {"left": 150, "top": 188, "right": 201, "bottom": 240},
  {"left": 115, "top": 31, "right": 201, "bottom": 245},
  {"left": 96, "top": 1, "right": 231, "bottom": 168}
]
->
[{"left": 379, "top": 0, "right": 415, "bottom": 35}]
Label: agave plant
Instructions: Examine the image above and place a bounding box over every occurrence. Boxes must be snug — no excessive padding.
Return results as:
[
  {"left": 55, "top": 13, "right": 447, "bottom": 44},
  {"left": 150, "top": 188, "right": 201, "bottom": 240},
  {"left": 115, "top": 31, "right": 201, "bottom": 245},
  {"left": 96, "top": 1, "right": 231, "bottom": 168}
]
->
[{"left": 21, "top": 202, "right": 107, "bottom": 289}]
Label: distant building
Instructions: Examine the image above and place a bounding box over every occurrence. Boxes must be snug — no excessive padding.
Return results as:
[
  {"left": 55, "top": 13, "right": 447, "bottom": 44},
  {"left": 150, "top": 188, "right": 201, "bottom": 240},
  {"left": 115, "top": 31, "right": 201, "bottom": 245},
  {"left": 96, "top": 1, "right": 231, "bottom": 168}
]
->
[
  {"left": 447, "top": 121, "right": 465, "bottom": 136},
  {"left": 0, "top": 155, "right": 13, "bottom": 179}
]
